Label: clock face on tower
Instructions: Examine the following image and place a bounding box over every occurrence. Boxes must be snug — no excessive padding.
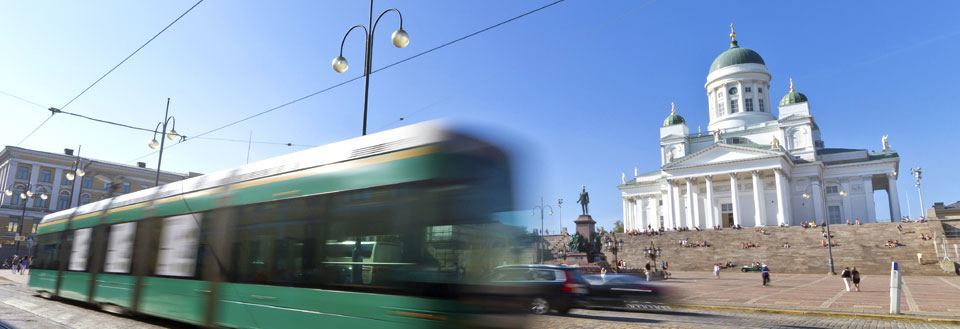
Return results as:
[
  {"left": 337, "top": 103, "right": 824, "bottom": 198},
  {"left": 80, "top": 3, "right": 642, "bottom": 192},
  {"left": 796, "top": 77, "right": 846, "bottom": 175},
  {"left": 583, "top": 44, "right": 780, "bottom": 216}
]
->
[{"left": 728, "top": 87, "right": 738, "bottom": 95}]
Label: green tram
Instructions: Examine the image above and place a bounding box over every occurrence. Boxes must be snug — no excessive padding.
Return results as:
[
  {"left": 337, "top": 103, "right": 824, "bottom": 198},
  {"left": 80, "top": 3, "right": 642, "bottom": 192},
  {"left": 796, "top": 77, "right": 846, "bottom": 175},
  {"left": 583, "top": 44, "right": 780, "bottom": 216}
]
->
[{"left": 29, "top": 122, "right": 524, "bottom": 328}]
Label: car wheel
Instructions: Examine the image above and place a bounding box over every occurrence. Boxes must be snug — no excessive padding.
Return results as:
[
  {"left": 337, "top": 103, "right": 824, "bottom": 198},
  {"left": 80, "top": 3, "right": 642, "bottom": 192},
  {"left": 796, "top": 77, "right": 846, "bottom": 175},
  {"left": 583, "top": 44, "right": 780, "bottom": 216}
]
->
[{"left": 530, "top": 298, "right": 550, "bottom": 315}]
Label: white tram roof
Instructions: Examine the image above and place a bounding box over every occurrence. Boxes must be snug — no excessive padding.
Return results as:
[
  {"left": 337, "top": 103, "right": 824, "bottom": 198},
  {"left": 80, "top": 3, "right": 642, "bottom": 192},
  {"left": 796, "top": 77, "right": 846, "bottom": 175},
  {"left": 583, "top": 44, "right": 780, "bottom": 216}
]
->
[{"left": 42, "top": 121, "right": 455, "bottom": 224}]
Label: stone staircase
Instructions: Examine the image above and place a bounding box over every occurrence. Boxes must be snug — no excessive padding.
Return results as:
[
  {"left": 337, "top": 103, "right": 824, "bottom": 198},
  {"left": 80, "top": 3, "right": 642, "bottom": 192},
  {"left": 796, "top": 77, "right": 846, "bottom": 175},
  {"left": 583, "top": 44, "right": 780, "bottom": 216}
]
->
[{"left": 544, "top": 221, "right": 952, "bottom": 276}]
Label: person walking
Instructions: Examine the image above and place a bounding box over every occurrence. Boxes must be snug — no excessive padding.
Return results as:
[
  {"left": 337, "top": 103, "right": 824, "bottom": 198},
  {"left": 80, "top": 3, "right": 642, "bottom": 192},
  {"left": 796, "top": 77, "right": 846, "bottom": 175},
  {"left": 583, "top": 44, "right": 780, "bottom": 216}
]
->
[
  {"left": 10, "top": 256, "right": 19, "bottom": 274},
  {"left": 19, "top": 256, "right": 28, "bottom": 275},
  {"left": 840, "top": 267, "right": 852, "bottom": 292},
  {"left": 760, "top": 264, "right": 770, "bottom": 286},
  {"left": 713, "top": 263, "right": 721, "bottom": 278},
  {"left": 851, "top": 267, "right": 861, "bottom": 292}
]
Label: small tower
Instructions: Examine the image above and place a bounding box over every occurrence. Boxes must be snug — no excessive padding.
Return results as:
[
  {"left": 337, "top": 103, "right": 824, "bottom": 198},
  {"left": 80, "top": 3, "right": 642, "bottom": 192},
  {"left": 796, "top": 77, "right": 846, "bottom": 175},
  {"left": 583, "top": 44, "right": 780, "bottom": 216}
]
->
[
  {"left": 777, "top": 78, "right": 822, "bottom": 161},
  {"left": 660, "top": 102, "right": 689, "bottom": 166}
]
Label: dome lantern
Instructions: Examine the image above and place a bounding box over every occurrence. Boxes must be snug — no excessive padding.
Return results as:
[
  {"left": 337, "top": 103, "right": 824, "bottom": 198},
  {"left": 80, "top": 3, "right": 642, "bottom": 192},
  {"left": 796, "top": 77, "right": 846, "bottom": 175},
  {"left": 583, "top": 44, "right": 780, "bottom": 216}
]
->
[
  {"left": 779, "top": 78, "right": 809, "bottom": 107},
  {"left": 662, "top": 102, "right": 686, "bottom": 127}
]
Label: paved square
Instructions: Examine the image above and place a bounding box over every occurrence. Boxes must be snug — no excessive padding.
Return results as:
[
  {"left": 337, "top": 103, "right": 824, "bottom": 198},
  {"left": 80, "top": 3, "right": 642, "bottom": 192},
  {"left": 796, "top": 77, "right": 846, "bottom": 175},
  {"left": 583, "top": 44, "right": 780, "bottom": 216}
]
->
[{"left": 661, "top": 271, "right": 960, "bottom": 318}]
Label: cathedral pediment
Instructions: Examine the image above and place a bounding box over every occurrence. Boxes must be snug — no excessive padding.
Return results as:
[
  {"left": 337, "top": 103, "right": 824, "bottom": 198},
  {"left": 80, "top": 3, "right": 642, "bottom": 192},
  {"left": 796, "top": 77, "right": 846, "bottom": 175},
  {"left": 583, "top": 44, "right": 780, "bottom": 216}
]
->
[{"left": 662, "top": 143, "right": 787, "bottom": 170}]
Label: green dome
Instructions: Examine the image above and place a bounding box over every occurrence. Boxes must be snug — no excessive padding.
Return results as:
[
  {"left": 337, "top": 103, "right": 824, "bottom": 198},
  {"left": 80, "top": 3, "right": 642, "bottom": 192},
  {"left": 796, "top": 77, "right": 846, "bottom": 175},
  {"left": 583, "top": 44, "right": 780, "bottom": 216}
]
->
[
  {"left": 662, "top": 102, "right": 685, "bottom": 127},
  {"left": 709, "top": 42, "right": 765, "bottom": 73},
  {"left": 779, "top": 91, "right": 808, "bottom": 106},
  {"left": 779, "top": 79, "right": 808, "bottom": 106},
  {"left": 663, "top": 113, "right": 685, "bottom": 127}
]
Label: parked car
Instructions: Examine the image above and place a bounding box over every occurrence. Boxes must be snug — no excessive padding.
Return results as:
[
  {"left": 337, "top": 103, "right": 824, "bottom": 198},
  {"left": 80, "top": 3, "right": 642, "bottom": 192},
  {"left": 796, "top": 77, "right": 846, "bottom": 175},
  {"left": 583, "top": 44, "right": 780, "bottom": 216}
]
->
[
  {"left": 488, "top": 265, "right": 589, "bottom": 315},
  {"left": 582, "top": 274, "right": 671, "bottom": 311},
  {"left": 741, "top": 264, "right": 763, "bottom": 272}
]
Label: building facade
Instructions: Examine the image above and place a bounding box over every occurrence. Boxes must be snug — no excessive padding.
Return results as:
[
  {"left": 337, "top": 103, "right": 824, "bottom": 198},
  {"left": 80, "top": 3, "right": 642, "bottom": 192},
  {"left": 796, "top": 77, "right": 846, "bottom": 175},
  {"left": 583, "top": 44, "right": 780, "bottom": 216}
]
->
[
  {"left": 619, "top": 28, "right": 901, "bottom": 231},
  {"left": 0, "top": 146, "right": 195, "bottom": 259}
]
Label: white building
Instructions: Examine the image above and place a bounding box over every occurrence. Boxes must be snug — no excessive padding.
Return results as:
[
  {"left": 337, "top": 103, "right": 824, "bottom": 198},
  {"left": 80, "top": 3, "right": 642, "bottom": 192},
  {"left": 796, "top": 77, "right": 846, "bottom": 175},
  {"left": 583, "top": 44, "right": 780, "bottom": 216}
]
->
[{"left": 618, "top": 28, "right": 901, "bottom": 231}]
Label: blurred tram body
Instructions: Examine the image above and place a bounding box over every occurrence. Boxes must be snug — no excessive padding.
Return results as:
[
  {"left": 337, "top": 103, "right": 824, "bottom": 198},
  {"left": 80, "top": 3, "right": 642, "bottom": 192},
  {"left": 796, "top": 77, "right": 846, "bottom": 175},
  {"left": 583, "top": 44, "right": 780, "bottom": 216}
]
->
[{"left": 29, "top": 122, "right": 526, "bottom": 328}]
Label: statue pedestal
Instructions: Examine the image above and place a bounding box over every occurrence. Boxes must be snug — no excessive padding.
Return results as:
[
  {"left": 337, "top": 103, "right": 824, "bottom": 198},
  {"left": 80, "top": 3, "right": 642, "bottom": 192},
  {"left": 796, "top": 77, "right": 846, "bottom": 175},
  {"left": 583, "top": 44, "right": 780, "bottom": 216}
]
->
[
  {"left": 574, "top": 215, "right": 596, "bottom": 240},
  {"left": 562, "top": 252, "right": 592, "bottom": 266}
]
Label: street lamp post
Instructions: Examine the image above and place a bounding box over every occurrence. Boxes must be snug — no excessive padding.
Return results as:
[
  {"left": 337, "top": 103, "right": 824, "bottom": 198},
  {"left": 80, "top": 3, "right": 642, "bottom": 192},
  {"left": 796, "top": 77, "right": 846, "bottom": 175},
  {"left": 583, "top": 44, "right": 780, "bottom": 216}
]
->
[
  {"left": 604, "top": 232, "right": 624, "bottom": 271},
  {"left": 331, "top": 0, "right": 410, "bottom": 136},
  {"left": 803, "top": 191, "right": 835, "bottom": 274},
  {"left": 557, "top": 198, "right": 564, "bottom": 234},
  {"left": 643, "top": 241, "right": 663, "bottom": 278},
  {"left": 910, "top": 167, "right": 924, "bottom": 219},
  {"left": 147, "top": 98, "right": 183, "bottom": 187},
  {"left": 4, "top": 183, "right": 47, "bottom": 256},
  {"left": 63, "top": 145, "right": 88, "bottom": 209},
  {"left": 532, "top": 197, "right": 554, "bottom": 264}
]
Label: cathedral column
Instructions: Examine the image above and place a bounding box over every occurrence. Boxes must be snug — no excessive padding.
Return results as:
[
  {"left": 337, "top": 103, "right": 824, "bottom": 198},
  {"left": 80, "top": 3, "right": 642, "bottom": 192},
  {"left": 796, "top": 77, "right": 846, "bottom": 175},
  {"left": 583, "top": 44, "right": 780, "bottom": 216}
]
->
[
  {"left": 774, "top": 169, "right": 790, "bottom": 226},
  {"left": 692, "top": 179, "right": 702, "bottom": 228},
  {"left": 841, "top": 180, "right": 853, "bottom": 223},
  {"left": 622, "top": 198, "right": 629, "bottom": 229},
  {"left": 863, "top": 176, "right": 876, "bottom": 222},
  {"left": 704, "top": 175, "right": 715, "bottom": 228},
  {"left": 664, "top": 181, "right": 676, "bottom": 230},
  {"left": 630, "top": 198, "right": 640, "bottom": 231},
  {"left": 637, "top": 198, "right": 647, "bottom": 231},
  {"left": 887, "top": 174, "right": 901, "bottom": 221},
  {"left": 730, "top": 173, "right": 742, "bottom": 227},
  {"left": 752, "top": 170, "right": 767, "bottom": 227},
  {"left": 737, "top": 81, "right": 745, "bottom": 113},
  {"left": 811, "top": 179, "right": 825, "bottom": 224},
  {"left": 671, "top": 182, "right": 683, "bottom": 229},
  {"left": 684, "top": 178, "right": 694, "bottom": 229}
]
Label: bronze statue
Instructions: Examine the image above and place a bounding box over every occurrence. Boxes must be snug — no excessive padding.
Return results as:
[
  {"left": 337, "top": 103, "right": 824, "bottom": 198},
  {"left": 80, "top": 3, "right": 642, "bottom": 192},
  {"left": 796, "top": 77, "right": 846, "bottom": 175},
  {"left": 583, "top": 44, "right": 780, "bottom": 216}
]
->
[
  {"left": 577, "top": 185, "right": 590, "bottom": 215},
  {"left": 568, "top": 232, "right": 587, "bottom": 252}
]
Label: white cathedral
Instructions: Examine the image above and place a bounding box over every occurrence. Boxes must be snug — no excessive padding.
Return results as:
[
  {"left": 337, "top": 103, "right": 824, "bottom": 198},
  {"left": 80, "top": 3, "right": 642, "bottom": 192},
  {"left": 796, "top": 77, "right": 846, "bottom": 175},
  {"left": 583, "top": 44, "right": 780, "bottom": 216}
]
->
[{"left": 618, "top": 27, "right": 902, "bottom": 231}]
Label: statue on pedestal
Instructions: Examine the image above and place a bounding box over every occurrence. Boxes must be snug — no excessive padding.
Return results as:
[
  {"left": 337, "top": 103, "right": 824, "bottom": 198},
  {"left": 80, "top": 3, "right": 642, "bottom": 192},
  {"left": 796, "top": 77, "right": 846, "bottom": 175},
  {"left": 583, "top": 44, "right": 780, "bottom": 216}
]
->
[
  {"left": 568, "top": 232, "right": 587, "bottom": 253},
  {"left": 882, "top": 134, "right": 890, "bottom": 152},
  {"left": 577, "top": 185, "right": 590, "bottom": 215}
]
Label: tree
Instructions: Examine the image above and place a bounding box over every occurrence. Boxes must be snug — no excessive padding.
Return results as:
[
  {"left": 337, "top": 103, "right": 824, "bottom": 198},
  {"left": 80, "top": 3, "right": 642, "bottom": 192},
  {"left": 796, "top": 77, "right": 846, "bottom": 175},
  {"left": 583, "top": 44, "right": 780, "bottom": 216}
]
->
[{"left": 613, "top": 220, "right": 624, "bottom": 233}]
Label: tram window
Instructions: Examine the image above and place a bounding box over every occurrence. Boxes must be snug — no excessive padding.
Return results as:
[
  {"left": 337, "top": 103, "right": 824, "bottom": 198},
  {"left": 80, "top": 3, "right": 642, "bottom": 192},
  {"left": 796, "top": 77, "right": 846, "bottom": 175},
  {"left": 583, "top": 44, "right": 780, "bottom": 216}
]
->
[
  {"left": 32, "top": 234, "right": 61, "bottom": 270},
  {"left": 68, "top": 228, "right": 92, "bottom": 271},
  {"left": 104, "top": 222, "right": 137, "bottom": 274},
  {"left": 155, "top": 214, "right": 202, "bottom": 277},
  {"left": 229, "top": 197, "right": 320, "bottom": 286}
]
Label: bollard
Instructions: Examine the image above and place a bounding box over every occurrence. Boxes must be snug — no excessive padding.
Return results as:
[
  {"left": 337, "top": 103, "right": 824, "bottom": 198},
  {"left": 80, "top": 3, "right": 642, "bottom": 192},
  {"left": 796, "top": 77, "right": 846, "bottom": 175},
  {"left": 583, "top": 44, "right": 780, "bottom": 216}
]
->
[{"left": 889, "top": 261, "right": 901, "bottom": 314}]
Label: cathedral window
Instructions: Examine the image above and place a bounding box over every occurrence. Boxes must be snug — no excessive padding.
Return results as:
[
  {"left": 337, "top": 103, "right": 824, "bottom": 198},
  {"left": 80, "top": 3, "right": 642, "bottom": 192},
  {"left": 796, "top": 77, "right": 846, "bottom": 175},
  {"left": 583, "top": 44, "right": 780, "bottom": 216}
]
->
[
  {"left": 744, "top": 87, "right": 752, "bottom": 93},
  {"left": 745, "top": 98, "right": 754, "bottom": 112},
  {"left": 825, "top": 186, "right": 839, "bottom": 194},
  {"left": 758, "top": 87, "right": 763, "bottom": 93},
  {"left": 729, "top": 100, "right": 738, "bottom": 113},
  {"left": 758, "top": 99, "right": 765, "bottom": 112},
  {"left": 717, "top": 101, "right": 725, "bottom": 116}
]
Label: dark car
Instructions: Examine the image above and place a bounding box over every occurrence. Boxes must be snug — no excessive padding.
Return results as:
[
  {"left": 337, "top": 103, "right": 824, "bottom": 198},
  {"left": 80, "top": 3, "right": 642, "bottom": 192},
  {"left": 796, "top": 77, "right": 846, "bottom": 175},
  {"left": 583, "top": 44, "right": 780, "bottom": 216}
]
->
[
  {"left": 582, "top": 274, "right": 671, "bottom": 311},
  {"left": 488, "top": 265, "right": 589, "bottom": 315}
]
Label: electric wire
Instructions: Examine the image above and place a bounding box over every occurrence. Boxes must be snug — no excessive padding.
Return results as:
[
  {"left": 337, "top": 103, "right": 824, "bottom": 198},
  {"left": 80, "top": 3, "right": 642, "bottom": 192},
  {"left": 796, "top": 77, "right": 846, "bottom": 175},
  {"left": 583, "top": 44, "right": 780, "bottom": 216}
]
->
[
  {"left": 0, "top": 89, "right": 47, "bottom": 109},
  {"left": 58, "top": 0, "right": 205, "bottom": 111},
  {"left": 126, "top": 0, "right": 568, "bottom": 163}
]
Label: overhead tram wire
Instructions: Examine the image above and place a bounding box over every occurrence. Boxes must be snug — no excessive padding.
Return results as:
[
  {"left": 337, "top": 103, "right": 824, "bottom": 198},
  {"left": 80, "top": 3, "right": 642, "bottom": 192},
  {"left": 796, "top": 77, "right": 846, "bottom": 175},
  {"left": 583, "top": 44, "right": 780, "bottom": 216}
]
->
[
  {"left": 58, "top": 0, "right": 205, "bottom": 111},
  {"left": 15, "top": 0, "right": 205, "bottom": 146},
  {"left": 126, "top": 0, "right": 568, "bottom": 163}
]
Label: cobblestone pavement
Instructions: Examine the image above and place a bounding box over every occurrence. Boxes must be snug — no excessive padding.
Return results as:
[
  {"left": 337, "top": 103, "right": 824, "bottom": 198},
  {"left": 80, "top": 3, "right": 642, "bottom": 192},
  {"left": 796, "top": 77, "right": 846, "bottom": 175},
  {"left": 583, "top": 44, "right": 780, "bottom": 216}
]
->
[
  {"left": 0, "top": 276, "right": 188, "bottom": 329},
  {"left": 663, "top": 271, "right": 960, "bottom": 317},
  {"left": 528, "top": 308, "right": 960, "bottom": 329}
]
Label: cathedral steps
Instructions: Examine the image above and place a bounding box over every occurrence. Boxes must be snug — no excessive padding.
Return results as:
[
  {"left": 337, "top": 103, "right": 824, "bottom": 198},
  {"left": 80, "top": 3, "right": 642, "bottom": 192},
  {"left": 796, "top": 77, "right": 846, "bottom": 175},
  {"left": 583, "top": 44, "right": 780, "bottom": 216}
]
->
[{"left": 545, "top": 221, "right": 952, "bottom": 276}]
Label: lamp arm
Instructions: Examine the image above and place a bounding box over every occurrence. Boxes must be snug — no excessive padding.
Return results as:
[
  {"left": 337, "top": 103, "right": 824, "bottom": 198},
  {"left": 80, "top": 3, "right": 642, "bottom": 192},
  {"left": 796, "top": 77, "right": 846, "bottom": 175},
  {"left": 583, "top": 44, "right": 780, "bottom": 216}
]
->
[
  {"left": 339, "top": 24, "right": 369, "bottom": 57},
  {"left": 372, "top": 8, "right": 403, "bottom": 36}
]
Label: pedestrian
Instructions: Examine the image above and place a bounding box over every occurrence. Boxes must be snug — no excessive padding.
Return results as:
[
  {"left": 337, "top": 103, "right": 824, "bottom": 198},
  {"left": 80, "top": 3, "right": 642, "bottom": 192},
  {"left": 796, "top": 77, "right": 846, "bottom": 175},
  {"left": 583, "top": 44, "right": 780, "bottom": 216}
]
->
[
  {"left": 760, "top": 264, "right": 770, "bottom": 286},
  {"left": 19, "top": 256, "right": 28, "bottom": 275},
  {"left": 11, "top": 255, "right": 19, "bottom": 274},
  {"left": 713, "top": 263, "right": 721, "bottom": 278},
  {"left": 840, "top": 267, "right": 852, "bottom": 292},
  {"left": 851, "top": 267, "right": 861, "bottom": 292}
]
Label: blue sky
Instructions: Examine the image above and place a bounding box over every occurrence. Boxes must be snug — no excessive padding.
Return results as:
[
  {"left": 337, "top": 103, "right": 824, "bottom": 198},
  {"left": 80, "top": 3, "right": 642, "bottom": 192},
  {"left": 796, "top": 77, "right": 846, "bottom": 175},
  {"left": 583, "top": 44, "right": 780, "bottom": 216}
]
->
[{"left": 1, "top": 1, "right": 958, "bottom": 232}]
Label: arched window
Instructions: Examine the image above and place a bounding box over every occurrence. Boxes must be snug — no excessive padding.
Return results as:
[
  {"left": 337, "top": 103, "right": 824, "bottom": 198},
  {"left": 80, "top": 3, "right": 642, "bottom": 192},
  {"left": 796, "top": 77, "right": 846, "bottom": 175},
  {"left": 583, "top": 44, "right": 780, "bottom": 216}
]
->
[
  {"left": 80, "top": 193, "right": 92, "bottom": 206},
  {"left": 58, "top": 191, "right": 72, "bottom": 210}
]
